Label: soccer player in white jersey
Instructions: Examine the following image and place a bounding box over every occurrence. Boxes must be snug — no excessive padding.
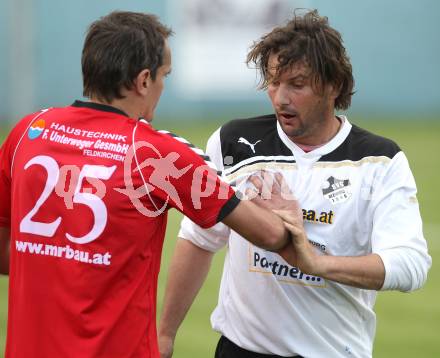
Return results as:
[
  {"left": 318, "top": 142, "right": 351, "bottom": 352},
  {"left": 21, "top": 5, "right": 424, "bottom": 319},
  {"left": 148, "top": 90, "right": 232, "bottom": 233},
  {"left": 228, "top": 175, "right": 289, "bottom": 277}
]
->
[
  {"left": 0, "top": 11, "right": 300, "bottom": 358},
  {"left": 158, "top": 9, "right": 432, "bottom": 358}
]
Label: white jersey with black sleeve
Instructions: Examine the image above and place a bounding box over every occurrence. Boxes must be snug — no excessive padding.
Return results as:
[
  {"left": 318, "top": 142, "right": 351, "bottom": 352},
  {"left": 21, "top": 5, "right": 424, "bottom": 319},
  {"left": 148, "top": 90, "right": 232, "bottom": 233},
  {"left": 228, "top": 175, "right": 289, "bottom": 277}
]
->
[{"left": 178, "top": 115, "right": 431, "bottom": 358}]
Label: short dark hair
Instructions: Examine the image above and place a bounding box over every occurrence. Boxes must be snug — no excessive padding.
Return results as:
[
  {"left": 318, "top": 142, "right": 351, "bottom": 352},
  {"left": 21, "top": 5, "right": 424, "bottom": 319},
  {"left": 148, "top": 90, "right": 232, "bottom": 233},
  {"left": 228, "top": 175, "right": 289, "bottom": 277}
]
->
[
  {"left": 247, "top": 9, "right": 354, "bottom": 110},
  {"left": 82, "top": 11, "right": 172, "bottom": 103}
]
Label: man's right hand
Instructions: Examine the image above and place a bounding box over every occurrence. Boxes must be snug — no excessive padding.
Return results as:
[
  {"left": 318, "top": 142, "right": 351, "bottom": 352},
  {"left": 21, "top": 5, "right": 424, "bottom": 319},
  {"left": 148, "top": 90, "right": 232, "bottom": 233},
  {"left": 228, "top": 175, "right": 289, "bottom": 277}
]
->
[
  {"left": 273, "top": 209, "right": 318, "bottom": 274},
  {"left": 246, "top": 171, "right": 299, "bottom": 213},
  {"left": 247, "top": 171, "right": 306, "bottom": 267},
  {"left": 158, "top": 334, "right": 174, "bottom": 358}
]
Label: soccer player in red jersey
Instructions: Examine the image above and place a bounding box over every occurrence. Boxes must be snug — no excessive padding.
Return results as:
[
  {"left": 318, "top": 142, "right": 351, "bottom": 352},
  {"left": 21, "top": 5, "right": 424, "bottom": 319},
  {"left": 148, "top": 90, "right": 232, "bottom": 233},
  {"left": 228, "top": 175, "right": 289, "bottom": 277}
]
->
[{"left": 0, "top": 11, "right": 295, "bottom": 358}]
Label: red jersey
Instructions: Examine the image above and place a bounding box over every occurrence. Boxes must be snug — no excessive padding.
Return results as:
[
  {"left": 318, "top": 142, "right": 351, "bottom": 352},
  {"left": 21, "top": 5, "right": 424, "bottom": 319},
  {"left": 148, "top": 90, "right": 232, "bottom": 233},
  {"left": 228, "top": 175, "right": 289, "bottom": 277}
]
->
[{"left": 0, "top": 101, "right": 239, "bottom": 358}]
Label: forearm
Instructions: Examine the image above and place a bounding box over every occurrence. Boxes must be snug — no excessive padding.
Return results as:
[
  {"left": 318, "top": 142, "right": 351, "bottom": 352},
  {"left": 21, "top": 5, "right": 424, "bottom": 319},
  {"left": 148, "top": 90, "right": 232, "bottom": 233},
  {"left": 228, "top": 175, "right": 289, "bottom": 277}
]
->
[
  {"left": 222, "top": 200, "right": 290, "bottom": 251},
  {"left": 159, "top": 239, "right": 214, "bottom": 340},
  {"left": 275, "top": 212, "right": 385, "bottom": 290},
  {"left": 313, "top": 253, "right": 385, "bottom": 290}
]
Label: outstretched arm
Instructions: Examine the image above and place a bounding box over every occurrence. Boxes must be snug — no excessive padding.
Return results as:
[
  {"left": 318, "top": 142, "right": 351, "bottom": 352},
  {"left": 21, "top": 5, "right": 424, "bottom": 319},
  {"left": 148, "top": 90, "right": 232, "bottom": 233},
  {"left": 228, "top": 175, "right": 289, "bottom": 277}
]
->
[
  {"left": 249, "top": 171, "right": 386, "bottom": 289},
  {"left": 252, "top": 164, "right": 430, "bottom": 292},
  {"left": 221, "top": 198, "right": 291, "bottom": 252},
  {"left": 275, "top": 210, "right": 385, "bottom": 290}
]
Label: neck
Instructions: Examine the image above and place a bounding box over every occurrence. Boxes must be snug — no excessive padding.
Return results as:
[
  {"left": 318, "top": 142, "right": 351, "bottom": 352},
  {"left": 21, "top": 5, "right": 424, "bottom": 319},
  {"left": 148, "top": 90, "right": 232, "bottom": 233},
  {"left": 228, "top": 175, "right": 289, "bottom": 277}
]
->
[
  {"left": 289, "top": 115, "right": 342, "bottom": 146},
  {"left": 90, "top": 96, "right": 140, "bottom": 119}
]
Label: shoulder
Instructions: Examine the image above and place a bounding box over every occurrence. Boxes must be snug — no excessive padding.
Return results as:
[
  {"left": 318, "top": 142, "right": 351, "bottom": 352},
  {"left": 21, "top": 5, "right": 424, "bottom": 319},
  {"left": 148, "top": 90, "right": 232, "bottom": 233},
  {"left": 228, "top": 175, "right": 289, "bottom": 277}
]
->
[
  {"left": 156, "top": 128, "right": 208, "bottom": 158},
  {"left": 136, "top": 123, "right": 218, "bottom": 172},
  {"left": 0, "top": 109, "right": 55, "bottom": 176},
  {"left": 218, "top": 114, "right": 291, "bottom": 161},
  {"left": 220, "top": 114, "right": 277, "bottom": 141},
  {"left": 321, "top": 123, "right": 401, "bottom": 162},
  {"left": 348, "top": 125, "right": 401, "bottom": 159},
  {"left": 135, "top": 121, "right": 190, "bottom": 150},
  {"left": 3, "top": 108, "right": 52, "bottom": 147}
]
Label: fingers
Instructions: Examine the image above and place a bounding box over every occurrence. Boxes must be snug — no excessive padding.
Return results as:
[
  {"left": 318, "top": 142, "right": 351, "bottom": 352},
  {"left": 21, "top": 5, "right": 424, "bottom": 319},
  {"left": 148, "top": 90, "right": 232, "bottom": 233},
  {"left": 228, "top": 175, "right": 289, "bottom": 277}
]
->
[
  {"left": 248, "top": 175, "right": 263, "bottom": 192},
  {"left": 249, "top": 170, "right": 278, "bottom": 198},
  {"left": 246, "top": 186, "right": 267, "bottom": 206},
  {"left": 248, "top": 172, "right": 271, "bottom": 199},
  {"left": 247, "top": 171, "right": 297, "bottom": 207},
  {"left": 274, "top": 172, "right": 284, "bottom": 188},
  {"left": 275, "top": 173, "right": 296, "bottom": 200},
  {"left": 247, "top": 187, "right": 272, "bottom": 211},
  {"left": 283, "top": 221, "right": 302, "bottom": 237},
  {"left": 262, "top": 170, "right": 279, "bottom": 196},
  {"left": 246, "top": 173, "right": 270, "bottom": 208},
  {"left": 272, "top": 209, "right": 295, "bottom": 224},
  {"left": 245, "top": 187, "right": 260, "bottom": 201},
  {"left": 262, "top": 171, "right": 296, "bottom": 200}
]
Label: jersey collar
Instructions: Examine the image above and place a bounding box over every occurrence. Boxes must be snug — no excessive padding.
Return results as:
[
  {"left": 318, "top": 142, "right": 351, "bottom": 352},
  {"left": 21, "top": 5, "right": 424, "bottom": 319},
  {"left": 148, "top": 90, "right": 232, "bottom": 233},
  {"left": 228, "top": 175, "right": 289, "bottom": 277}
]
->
[
  {"left": 72, "top": 100, "right": 129, "bottom": 118},
  {"left": 276, "top": 115, "right": 352, "bottom": 160}
]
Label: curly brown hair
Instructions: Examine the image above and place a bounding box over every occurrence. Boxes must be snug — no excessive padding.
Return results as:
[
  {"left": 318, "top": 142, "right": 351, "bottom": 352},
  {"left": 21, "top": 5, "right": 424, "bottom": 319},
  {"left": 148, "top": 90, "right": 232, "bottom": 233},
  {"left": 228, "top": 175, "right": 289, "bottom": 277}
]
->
[{"left": 247, "top": 9, "right": 354, "bottom": 110}]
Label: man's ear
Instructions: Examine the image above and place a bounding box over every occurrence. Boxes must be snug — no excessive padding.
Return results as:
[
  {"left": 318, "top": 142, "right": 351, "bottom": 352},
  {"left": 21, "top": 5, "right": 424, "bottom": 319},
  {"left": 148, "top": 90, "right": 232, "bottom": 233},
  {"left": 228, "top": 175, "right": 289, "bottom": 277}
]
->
[
  {"left": 135, "top": 69, "right": 151, "bottom": 95},
  {"left": 328, "top": 82, "right": 342, "bottom": 101}
]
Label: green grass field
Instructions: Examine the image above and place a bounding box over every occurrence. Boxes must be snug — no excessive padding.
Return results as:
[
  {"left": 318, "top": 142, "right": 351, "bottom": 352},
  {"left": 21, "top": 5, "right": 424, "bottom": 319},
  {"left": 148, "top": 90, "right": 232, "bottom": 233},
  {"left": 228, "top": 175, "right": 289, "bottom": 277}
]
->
[{"left": 0, "top": 118, "right": 439, "bottom": 357}]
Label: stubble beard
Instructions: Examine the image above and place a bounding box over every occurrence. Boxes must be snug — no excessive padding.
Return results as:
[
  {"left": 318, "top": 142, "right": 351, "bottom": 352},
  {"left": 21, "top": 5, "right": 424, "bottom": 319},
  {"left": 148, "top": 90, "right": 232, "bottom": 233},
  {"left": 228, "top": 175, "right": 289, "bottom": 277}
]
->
[{"left": 281, "top": 110, "right": 327, "bottom": 143}]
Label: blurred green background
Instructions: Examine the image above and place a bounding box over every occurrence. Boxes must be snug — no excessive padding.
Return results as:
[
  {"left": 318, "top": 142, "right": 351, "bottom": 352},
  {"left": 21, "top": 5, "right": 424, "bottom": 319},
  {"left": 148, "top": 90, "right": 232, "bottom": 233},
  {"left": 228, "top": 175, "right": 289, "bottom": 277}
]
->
[{"left": 3, "top": 118, "right": 438, "bottom": 357}]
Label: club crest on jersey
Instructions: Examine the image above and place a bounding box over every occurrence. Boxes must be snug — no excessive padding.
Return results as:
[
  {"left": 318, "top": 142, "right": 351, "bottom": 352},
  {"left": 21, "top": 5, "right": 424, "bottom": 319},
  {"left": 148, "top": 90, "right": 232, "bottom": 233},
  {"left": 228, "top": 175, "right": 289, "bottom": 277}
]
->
[
  {"left": 237, "top": 137, "right": 261, "bottom": 154},
  {"left": 322, "top": 176, "right": 352, "bottom": 204},
  {"left": 28, "top": 119, "right": 45, "bottom": 140}
]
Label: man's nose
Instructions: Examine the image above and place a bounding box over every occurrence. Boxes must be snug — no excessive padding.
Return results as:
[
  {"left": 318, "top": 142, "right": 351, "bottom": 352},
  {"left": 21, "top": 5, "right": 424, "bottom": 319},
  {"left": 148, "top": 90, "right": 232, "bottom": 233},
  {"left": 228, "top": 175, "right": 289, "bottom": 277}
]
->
[{"left": 274, "top": 85, "right": 291, "bottom": 107}]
